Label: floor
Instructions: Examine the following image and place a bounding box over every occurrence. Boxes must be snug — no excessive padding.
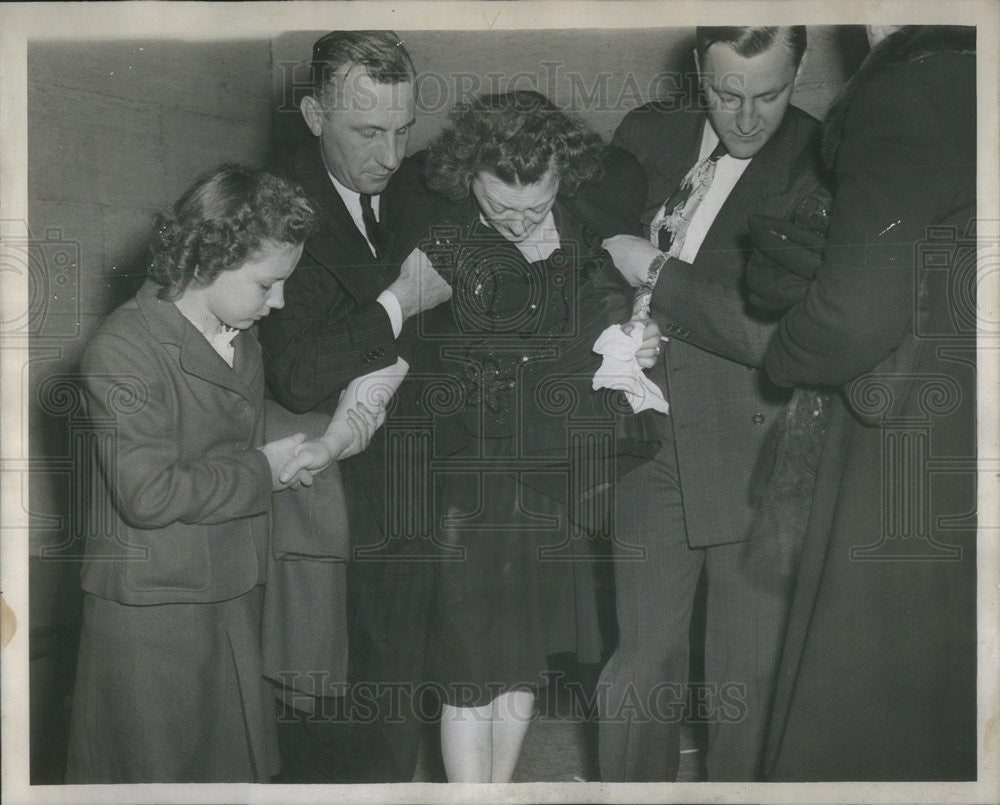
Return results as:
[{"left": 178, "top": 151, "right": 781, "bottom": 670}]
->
[{"left": 412, "top": 661, "right": 706, "bottom": 783}]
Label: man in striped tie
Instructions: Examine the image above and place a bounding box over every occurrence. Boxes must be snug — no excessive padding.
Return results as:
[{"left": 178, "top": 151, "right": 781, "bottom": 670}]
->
[{"left": 590, "top": 26, "right": 828, "bottom": 781}]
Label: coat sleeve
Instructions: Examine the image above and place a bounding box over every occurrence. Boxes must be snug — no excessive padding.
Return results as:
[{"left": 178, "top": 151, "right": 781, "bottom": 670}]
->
[
  {"left": 259, "top": 247, "right": 398, "bottom": 413},
  {"left": 82, "top": 332, "right": 273, "bottom": 529},
  {"left": 764, "top": 64, "right": 968, "bottom": 387},
  {"left": 649, "top": 254, "right": 780, "bottom": 368}
]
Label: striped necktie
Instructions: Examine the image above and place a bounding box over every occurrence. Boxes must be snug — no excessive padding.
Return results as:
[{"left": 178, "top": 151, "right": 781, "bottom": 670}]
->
[{"left": 651, "top": 140, "right": 728, "bottom": 257}]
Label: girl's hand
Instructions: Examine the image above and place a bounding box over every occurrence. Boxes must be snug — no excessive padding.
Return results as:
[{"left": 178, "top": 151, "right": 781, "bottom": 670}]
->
[
  {"left": 259, "top": 432, "right": 310, "bottom": 491},
  {"left": 278, "top": 440, "right": 334, "bottom": 486},
  {"left": 622, "top": 318, "right": 664, "bottom": 369}
]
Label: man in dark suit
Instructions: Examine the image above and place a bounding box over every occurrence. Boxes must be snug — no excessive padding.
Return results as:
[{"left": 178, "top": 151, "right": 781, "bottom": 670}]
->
[
  {"left": 259, "top": 30, "right": 450, "bottom": 783},
  {"left": 592, "top": 27, "right": 826, "bottom": 781}
]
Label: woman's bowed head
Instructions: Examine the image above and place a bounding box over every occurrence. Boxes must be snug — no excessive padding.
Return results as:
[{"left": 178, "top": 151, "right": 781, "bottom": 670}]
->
[{"left": 423, "top": 89, "right": 661, "bottom": 365}]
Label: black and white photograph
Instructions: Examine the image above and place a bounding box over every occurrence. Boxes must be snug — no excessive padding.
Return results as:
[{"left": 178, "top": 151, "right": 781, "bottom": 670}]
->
[{"left": 1, "top": 2, "right": 997, "bottom": 803}]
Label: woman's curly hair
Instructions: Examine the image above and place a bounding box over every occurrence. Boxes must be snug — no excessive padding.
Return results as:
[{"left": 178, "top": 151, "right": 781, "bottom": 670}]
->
[
  {"left": 148, "top": 163, "right": 316, "bottom": 301},
  {"left": 424, "top": 90, "right": 605, "bottom": 201}
]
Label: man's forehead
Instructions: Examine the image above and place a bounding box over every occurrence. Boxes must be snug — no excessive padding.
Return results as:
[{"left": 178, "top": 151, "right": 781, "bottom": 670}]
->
[
  {"left": 700, "top": 43, "right": 798, "bottom": 99},
  {"left": 701, "top": 41, "right": 798, "bottom": 77},
  {"left": 325, "top": 65, "right": 414, "bottom": 114}
]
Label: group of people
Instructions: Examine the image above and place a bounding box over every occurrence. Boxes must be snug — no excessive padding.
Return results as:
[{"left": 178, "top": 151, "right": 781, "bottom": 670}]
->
[{"left": 64, "top": 24, "right": 976, "bottom": 785}]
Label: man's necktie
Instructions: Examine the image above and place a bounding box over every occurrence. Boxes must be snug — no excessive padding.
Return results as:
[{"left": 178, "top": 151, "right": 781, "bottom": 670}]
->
[
  {"left": 651, "top": 140, "right": 728, "bottom": 258},
  {"left": 359, "top": 193, "right": 389, "bottom": 261},
  {"left": 633, "top": 140, "right": 728, "bottom": 320}
]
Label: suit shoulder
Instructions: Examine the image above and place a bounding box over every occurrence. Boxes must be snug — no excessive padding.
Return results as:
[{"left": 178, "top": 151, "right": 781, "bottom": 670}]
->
[
  {"left": 614, "top": 102, "right": 679, "bottom": 136},
  {"left": 91, "top": 296, "right": 144, "bottom": 338},
  {"left": 785, "top": 105, "right": 821, "bottom": 140},
  {"left": 83, "top": 300, "right": 157, "bottom": 369}
]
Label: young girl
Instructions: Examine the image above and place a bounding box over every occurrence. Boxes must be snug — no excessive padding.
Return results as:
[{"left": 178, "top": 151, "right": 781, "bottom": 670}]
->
[{"left": 64, "top": 164, "right": 349, "bottom": 783}]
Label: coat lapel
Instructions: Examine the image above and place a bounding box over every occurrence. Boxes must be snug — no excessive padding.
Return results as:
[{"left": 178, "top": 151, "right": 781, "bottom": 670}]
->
[
  {"left": 645, "top": 111, "right": 705, "bottom": 227},
  {"left": 293, "top": 144, "right": 399, "bottom": 304},
  {"left": 135, "top": 281, "right": 256, "bottom": 402},
  {"left": 234, "top": 330, "right": 262, "bottom": 392}
]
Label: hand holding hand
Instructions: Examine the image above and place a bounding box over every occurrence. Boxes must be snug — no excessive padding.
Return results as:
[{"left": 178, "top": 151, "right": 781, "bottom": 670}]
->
[
  {"left": 276, "top": 402, "right": 384, "bottom": 485},
  {"left": 602, "top": 235, "right": 664, "bottom": 287},
  {"left": 389, "top": 247, "right": 453, "bottom": 321},
  {"left": 259, "top": 432, "right": 312, "bottom": 491}
]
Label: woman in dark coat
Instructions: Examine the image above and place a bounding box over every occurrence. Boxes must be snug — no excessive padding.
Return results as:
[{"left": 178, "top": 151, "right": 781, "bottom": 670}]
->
[
  {"left": 400, "top": 90, "right": 657, "bottom": 782},
  {"left": 747, "top": 25, "right": 977, "bottom": 780}
]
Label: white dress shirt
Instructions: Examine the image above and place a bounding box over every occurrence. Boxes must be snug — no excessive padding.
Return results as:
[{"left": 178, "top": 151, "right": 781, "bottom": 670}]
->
[{"left": 677, "top": 122, "right": 753, "bottom": 264}]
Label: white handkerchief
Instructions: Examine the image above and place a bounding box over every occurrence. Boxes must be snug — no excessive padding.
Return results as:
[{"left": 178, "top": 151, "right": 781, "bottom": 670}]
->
[{"left": 591, "top": 324, "right": 669, "bottom": 415}]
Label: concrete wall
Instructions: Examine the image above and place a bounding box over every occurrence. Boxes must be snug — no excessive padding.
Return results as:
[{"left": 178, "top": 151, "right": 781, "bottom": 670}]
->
[{"left": 26, "top": 38, "right": 275, "bottom": 781}]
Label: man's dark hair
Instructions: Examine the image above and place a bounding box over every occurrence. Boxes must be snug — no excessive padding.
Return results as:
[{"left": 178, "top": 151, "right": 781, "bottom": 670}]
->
[
  {"left": 310, "top": 30, "right": 416, "bottom": 103},
  {"left": 696, "top": 26, "right": 808, "bottom": 67}
]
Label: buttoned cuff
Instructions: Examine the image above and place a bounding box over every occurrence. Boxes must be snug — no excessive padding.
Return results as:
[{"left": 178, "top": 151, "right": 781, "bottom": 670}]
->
[{"left": 377, "top": 290, "right": 403, "bottom": 339}]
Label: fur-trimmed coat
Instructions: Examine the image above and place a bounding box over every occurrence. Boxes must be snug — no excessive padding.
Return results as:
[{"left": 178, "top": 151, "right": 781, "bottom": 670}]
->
[{"left": 761, "top": 26, "right": 977, "bottom": 781}]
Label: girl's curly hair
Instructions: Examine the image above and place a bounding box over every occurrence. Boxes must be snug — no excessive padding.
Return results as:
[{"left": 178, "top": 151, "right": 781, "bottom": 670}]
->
[
  {"left": 148, "top": 163, "right": 317, "bottom": 301},
  {"left": 424, "top": 90, "right": 605, "bottom": 201}
]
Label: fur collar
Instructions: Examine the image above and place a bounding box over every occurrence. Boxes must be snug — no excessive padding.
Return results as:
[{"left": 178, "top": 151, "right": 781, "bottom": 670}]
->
[{"left": 822, "top": 25, "right": 975, "bottom": 166}]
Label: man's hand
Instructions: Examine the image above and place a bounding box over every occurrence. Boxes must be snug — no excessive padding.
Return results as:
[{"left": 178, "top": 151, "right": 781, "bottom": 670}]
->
[
  {"left": 623, "top": 318, "right": 664, "bottom": 369},
  {"left": 602, "top": 234, "right": 664, "bottom": 287},
  {"left": 389, "top": 247, "right": 452, "bottom": 321},
  {"left": 745, "top": 214, "right": 826, "bottom": 311},
  {"left": 276, "top": 404, "right": 382, "bottom": 484},
  {"left": 259, "top": 432, "right": 312, "bottom": 491}
]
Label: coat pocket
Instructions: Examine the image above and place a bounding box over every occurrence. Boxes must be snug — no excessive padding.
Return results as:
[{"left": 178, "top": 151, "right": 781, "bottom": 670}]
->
[{"left": 123, "top": 524, "right": 213, "bottom": 594}]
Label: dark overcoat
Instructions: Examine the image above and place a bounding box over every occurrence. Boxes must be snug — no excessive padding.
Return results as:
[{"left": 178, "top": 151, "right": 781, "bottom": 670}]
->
[{"left": 761, "top": 26, "right": 977, "bottom": 780}]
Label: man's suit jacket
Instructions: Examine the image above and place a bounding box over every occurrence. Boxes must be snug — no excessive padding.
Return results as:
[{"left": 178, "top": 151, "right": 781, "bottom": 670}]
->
[
  {"left": 261, "top": 143, "right": 403, "bottom": 415},
  {"left": 611, "top": 103, "right": 824, "bottom": 547},
  {"left": 80, "top": 280, "right": 272, "bottom": 605}
]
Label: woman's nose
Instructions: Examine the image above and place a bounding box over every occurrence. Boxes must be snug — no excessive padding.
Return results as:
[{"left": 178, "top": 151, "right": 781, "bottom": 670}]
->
[{"left": 507, "top": 217, "right": 527, "bottom": 236}]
